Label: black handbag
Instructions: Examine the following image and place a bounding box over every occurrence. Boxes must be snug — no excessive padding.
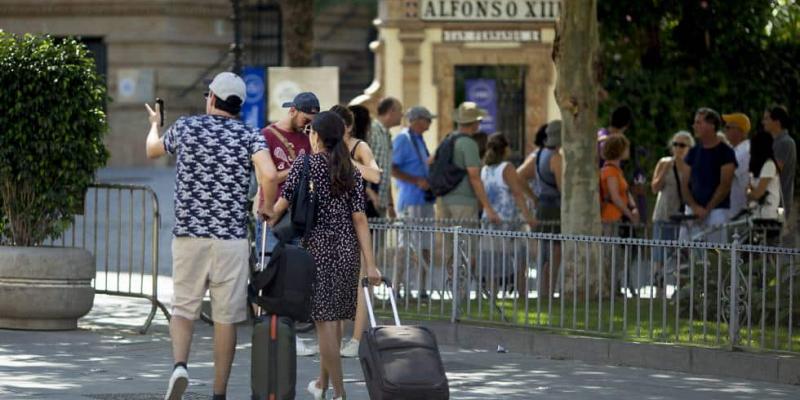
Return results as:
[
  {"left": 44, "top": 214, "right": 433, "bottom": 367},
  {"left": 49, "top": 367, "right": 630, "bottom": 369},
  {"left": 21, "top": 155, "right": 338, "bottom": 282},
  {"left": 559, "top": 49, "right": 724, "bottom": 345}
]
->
[{"left": 274, "top": 155, "right": 318, "bottom": 242}]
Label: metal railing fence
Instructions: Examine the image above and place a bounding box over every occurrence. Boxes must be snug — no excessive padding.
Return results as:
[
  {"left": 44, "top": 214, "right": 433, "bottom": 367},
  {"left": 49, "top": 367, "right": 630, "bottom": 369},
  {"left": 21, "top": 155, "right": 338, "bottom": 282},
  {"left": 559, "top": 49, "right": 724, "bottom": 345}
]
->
[
  {"left": 44, "top": 183, "right": 170, "bottom": 333},
  {"left": 368, "top": 221, "right": 799, "bottom": 353}
]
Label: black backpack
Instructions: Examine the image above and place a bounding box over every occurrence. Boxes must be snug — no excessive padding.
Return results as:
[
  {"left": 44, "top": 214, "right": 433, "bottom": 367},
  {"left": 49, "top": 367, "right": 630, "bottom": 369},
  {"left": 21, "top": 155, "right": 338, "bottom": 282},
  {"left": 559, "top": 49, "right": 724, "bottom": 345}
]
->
[
  {"left": 250, "top": 241, "right": 316, "bottom": 322},
  {"left": 428, "top": 133, "right": 470, "bottom": 197}
]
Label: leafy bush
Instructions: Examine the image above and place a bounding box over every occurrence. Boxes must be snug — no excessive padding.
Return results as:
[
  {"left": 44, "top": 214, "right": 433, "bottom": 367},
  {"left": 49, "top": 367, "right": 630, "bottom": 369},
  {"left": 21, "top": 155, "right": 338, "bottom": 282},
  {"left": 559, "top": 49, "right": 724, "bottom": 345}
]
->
[{"left": 0, "top": 32, "right": 108, "bottom": 246}]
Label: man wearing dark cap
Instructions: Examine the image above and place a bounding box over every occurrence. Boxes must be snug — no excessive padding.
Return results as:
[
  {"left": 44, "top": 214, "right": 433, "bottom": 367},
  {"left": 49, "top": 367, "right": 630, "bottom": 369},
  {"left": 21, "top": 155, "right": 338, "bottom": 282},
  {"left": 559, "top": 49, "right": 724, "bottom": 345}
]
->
[
  {"left": 144, "top": 71, "right": 278, "bottom": 400},
  {"left": 256, "top": 91, "right": 320, "bottom": 356}
]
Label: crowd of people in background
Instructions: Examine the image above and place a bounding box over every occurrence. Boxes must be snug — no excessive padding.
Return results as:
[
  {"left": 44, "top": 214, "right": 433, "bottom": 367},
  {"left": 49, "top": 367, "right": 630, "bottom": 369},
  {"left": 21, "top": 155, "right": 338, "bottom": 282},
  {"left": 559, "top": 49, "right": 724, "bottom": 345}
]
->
[{"left": 144, "top": 68, "right": 797, "bottom": 400}]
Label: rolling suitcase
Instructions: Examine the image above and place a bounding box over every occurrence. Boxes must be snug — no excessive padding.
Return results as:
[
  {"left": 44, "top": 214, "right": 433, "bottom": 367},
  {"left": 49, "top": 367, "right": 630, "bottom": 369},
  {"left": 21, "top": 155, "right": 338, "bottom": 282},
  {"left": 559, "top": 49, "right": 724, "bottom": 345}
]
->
[
  {"left": 251, "top": 222, "right": 297, "bottom": 400},
  {"left": 358, "top": 277, "right": 449, "bottom": 400}
]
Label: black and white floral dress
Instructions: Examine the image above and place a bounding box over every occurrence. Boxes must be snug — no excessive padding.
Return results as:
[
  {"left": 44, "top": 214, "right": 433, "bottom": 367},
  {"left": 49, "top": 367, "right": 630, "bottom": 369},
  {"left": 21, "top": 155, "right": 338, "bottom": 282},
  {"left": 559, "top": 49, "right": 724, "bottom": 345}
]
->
[{"left": 281, "top": 153, "right": 366, "bottom": 321}]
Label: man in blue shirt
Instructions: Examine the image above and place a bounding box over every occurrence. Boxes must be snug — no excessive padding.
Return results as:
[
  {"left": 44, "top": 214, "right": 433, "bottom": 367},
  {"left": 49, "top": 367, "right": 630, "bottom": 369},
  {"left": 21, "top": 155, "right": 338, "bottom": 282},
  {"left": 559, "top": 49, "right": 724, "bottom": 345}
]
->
[
  {"left": 678, "top": 107, "right": 737, "bottom": 242},
  {"left": 392, "top": 106, "right": 435, "bottom": 298}
]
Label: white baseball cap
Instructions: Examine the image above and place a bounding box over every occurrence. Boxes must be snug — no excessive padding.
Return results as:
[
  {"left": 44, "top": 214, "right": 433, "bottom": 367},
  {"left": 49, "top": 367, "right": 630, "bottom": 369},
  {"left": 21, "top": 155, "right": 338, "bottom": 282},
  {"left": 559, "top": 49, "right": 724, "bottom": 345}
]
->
[{"left": 208, "top": 72, "right": 246, "bottom": 103}]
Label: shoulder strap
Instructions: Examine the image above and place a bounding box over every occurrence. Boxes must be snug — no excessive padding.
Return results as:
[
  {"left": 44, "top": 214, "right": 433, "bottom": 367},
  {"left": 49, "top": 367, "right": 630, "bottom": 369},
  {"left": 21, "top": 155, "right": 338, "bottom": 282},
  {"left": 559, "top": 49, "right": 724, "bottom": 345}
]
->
[
  {"left": 350, "top": 140, "right": 362, "bottom": 159},
  {"left": 267, "top": 125, "right": 296, "bottom": 160},
  {"left": 535, "top": 148, "right": 558, "bottom": 189},
  {"left": 672, "top": 160, "right": 685, "bottom": 205},
  {"left": 405, "top": 132, "right": 428, "bottom": 165}
]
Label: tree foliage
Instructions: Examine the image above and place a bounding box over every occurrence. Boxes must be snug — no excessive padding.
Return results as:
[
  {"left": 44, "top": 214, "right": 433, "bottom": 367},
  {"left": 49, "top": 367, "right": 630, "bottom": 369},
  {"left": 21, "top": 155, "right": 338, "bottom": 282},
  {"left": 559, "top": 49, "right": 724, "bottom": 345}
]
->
[
  {"left": 597, "top": 0, "right": 800, "bottom": 168},
  {"left": 0, "top": 33, "right": 109, "bottom": 246}
]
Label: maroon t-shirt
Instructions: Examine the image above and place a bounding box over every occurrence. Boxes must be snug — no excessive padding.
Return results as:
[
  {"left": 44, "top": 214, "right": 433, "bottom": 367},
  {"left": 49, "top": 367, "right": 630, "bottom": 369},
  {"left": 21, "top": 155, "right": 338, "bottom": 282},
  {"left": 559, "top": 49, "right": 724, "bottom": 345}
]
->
[{"left": 260, "top": 123, "right": 311, "bottom": 205}]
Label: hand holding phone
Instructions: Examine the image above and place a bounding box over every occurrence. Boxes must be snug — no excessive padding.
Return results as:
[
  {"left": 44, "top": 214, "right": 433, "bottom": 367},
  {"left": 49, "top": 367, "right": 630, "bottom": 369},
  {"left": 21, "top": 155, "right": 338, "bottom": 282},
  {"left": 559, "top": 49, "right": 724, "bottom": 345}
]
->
[{"left": 155, "top": 98, "right": 165, "bottom": 127}]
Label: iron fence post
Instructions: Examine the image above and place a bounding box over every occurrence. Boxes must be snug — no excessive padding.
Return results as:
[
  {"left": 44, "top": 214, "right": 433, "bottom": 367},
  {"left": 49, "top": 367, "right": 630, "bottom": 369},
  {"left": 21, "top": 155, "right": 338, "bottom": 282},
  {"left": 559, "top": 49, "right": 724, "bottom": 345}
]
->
[
  {"left": 451, "top": 226, "right": 461, "bottom": 324},
  {"left": 729, "top": 233, "right": 740, "bottom": 347}
]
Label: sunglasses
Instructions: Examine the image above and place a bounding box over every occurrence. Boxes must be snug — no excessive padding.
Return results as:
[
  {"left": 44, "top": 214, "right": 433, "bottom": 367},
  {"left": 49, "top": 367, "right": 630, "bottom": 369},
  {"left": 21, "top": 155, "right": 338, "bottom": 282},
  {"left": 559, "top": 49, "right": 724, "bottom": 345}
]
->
[
  {"left": 672, "top": 142, "right": 689, "bottom": 148},
  {"left": 303, "top": 124, "right": 313, "bottom": 135},
  {"left": 203, "top": 91, "right": 210, "bottom": 99}
]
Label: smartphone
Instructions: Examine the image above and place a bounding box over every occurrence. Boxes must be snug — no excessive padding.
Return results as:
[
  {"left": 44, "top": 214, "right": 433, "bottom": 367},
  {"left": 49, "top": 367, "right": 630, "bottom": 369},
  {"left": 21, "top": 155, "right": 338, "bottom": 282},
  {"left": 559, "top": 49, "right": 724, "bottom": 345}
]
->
[{"left": 155, "top": 98, "right": 165, "bottom": 127}]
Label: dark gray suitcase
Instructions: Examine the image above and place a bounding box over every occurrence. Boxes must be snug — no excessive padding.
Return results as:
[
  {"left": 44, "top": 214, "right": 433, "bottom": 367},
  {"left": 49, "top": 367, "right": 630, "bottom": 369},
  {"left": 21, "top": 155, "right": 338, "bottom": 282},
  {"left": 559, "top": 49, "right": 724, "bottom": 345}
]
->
[
  {"left": 252, "top": 314, "right": 296, "bottom": 400},
  {"left": 358, "top": 278, "right": 449, "bottom": 400},
  {"left": 251, "top": 223, "right": 297, "bottom": 400}
]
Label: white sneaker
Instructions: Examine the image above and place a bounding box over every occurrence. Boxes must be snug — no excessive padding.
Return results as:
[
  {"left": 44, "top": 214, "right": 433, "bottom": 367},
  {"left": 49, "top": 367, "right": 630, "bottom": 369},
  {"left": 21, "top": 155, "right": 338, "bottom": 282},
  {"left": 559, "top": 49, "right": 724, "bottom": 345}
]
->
[
  {"left": 307, "top": 379, "right": 325, "bottom": 400},
  {"left": 164, "top": 366, "right": 188, "bottom": 400},
  {"left": 340, "top": 338, "right": 360, "bottom": 358},
  {"left": 297, "top": 339, "right": 318, "bottom": 357}
]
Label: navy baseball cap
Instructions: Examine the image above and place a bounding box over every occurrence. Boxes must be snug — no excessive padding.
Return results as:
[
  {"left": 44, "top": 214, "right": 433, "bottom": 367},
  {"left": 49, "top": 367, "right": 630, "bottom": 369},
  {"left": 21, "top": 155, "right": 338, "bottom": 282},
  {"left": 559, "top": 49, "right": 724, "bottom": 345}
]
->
[{"left": 282, "top": 92, "right": 320, "bottom": 115}]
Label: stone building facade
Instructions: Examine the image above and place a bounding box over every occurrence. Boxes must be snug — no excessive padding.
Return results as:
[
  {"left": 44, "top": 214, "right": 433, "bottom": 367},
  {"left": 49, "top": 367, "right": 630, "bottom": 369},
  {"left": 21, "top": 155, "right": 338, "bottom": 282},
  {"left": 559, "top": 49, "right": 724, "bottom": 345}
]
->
[{"left": 354, "top": 0, "right": 562, "bottom": 161}]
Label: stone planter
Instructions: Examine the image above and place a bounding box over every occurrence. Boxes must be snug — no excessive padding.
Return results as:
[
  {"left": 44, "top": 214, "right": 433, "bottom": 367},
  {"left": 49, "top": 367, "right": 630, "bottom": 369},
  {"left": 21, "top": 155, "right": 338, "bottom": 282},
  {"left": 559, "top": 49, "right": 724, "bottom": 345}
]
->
[{"left": 0, "top": 246, "right": 95, "bottom": 330}]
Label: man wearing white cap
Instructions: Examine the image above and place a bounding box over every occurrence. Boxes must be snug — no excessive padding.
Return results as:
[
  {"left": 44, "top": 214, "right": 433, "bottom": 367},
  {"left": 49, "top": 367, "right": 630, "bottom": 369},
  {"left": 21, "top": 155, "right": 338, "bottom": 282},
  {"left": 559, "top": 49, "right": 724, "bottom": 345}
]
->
[{"left": 145, "top": 71, "right": 278, "bottom": 400}]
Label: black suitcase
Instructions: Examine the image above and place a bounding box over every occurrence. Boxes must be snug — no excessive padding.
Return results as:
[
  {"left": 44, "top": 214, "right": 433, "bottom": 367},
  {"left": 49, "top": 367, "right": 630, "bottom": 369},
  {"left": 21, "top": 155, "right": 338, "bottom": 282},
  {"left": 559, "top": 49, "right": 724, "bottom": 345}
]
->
[
  {"left": 251, "top": 223, "right": 297, "bottom": 400},
  {"left": 358, "top": 277, "right": 449, "bottom": 400}
]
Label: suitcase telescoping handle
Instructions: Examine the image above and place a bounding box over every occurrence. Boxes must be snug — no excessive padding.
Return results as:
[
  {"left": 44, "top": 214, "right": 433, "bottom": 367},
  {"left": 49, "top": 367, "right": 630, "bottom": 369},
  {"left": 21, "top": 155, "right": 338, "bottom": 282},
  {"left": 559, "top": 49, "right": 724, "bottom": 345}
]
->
[
  {"left": 255, "top": 221, "right": 269, "bottom": 317},
  {"left": 259, "top": 221, "right": 268, "bottom": 272},
  {"left": 361, "top": 277, "right": 401, "bottom": 328}
]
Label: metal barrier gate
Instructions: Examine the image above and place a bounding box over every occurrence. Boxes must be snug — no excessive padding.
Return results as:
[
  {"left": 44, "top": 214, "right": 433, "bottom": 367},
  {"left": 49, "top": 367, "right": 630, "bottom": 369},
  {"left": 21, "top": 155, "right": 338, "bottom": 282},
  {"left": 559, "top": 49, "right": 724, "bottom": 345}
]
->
[{"left": 45, "top": 183, "right": 170, "bottom": 333}]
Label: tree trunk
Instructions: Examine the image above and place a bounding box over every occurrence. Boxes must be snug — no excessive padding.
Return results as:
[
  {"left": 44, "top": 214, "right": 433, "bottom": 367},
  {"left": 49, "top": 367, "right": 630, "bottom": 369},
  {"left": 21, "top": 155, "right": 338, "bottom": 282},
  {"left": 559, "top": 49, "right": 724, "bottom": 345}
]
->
[
  {"left": 554, "top": 0, "right": 601, "bottom": 237},
  {"left": 554, "top": 0, "right": 602, "bottom": 298},
  {"left": 279, "top": 0, "right": 314, "bottom": 67}
]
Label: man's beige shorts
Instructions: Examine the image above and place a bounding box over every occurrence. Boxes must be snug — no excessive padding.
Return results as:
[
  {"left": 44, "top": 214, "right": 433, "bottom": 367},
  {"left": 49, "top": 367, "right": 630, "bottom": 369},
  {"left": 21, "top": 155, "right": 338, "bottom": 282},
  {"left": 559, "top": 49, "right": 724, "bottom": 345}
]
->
[{"left": 171, "top": 237, "right": 249, "bottom": 324}]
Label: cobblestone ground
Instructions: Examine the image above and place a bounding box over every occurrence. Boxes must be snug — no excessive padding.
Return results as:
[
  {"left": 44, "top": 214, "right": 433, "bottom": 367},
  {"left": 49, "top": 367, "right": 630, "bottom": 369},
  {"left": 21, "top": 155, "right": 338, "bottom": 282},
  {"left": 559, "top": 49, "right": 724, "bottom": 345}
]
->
[{"left": 1, "top": 294, "right": 798, "bottom": 400}]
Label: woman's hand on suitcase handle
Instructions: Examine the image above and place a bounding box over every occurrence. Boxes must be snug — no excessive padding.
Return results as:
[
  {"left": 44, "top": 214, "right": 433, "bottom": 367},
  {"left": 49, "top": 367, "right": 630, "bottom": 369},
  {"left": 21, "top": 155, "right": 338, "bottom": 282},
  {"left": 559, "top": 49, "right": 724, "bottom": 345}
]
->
[{"left": 366, "top": 266, "right": 382, "bottom": 286}]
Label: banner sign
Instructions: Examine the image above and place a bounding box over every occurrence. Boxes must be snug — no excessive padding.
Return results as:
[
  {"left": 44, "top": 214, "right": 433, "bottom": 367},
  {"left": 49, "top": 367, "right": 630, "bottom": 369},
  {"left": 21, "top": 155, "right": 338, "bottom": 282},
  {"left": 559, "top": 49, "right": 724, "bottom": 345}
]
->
[
  {"left": 465, "top": 79, "right": 498, "bottom": 133},
  {"left": 241, "top": 66, "right": 266, "bottom": 129}
]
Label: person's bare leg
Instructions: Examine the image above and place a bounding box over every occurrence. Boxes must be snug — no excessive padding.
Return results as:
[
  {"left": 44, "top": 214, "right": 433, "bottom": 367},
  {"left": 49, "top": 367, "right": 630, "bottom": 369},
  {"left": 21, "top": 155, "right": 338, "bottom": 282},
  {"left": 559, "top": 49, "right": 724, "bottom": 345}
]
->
[
  {"left": 317, "top": 321, "right": 345, "bottom": 398},
  {"left": 352, "top": 262, "right": 368, "bottom": 342},
  {"left": 212, "top": 322, "right": 237, "bottom": 396},
  {"left": 170, "top": 315, "right": 194, "bottom": 364}
]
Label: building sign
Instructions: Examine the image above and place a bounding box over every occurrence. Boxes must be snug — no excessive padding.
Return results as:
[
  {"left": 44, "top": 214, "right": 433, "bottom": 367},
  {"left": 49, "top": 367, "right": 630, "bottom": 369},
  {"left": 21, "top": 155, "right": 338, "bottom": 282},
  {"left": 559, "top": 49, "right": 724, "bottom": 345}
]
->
[
  {"left": 241, "top": 66, "right": 266, "bottom": 129},
  {"left": 443, "top": 30, "right": 541, "bottom": 42},
  {"left": 421, "top": 0, "right": 561, "bottom": 21},
  {"left": 116, "top": 68, "right": 154, "bottom": 104},
  {"left": 465, "top": 79, "right": 498, "bottom": 133}
]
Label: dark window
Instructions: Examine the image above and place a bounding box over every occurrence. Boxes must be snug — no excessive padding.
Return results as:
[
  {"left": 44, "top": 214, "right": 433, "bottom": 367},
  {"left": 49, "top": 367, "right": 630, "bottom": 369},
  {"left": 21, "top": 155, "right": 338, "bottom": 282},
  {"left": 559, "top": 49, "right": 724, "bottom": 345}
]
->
[
  {"left": 455, "top": 65, "right": 527, "bottom": 164},
  {"left": 243, "top": 0, "right": 283, "bottom": 67}
]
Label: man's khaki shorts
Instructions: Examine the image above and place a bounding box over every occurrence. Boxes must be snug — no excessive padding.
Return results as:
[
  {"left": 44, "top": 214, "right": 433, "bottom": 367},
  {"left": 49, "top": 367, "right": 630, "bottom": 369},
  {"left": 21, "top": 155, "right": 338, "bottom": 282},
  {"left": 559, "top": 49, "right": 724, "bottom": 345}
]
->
[{"left": 171, "top": 237, "right": 249, "bottom": 324}]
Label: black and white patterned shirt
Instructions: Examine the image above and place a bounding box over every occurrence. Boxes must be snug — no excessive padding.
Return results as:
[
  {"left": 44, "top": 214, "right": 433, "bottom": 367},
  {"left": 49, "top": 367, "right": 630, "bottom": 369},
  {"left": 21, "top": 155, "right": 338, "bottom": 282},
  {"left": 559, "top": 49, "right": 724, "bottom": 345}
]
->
[{"left": 164, "top": 115, "right": 267, "bottom": 239}]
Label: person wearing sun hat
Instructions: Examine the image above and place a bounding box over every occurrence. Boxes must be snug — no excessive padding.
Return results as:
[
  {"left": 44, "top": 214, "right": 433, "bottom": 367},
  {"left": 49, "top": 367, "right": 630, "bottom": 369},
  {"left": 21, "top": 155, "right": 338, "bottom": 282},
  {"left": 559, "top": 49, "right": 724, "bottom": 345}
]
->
[{"left": 722, "top": 112, "right": 752, "bottom": 218}]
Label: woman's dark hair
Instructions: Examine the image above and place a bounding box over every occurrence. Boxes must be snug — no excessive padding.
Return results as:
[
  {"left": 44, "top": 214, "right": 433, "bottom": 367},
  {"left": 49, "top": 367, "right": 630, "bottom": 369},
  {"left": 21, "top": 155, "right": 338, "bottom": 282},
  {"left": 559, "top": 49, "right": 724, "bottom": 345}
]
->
[
  {"left": 483, "top": 133, "right": 509, "bottom": 166},
  {"left": 610, "top": 105, "right": 633, "bottom": 129},
  {"left": 749, "top": 131, "right": 776, "bottom": 178},
  {"left": 533, "top": 124, "right": 548, "bottom": 148},
  {"left": 312, "top": 111, "right": 355, "bottom": 197},
  {"left": 766, "top": 105, "right": 791, "bottom": 130},
  {"left": 348, "top": 104, "right": 371, "bottom": 141},
  {"left": 329, "top": 104, "right": 354, "bottom": 128},
  {"left": 213, "top": 94, "right": 242, "bottom": 115}
]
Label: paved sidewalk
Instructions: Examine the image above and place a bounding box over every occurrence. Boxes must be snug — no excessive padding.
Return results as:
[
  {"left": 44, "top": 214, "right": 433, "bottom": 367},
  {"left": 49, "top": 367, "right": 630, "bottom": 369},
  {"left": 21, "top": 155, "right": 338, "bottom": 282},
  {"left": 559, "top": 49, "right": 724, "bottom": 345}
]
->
[{"left": 1, "top": 293, "right": 798, "bottom": 400}]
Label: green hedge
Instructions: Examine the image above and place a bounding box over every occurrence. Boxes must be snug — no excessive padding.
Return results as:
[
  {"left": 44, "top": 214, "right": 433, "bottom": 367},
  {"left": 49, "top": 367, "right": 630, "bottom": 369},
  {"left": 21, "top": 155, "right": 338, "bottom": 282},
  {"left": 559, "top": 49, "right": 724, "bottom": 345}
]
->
[{"left": 0, "top": 33, "right": 108, "bottom": 246}]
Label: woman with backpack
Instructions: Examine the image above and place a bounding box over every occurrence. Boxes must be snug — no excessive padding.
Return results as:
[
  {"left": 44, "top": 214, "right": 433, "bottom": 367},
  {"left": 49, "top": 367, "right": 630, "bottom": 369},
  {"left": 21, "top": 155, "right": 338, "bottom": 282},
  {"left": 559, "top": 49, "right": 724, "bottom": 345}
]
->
[{"left": 270, "top": 111, "right": 381, "bottom": 400}]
